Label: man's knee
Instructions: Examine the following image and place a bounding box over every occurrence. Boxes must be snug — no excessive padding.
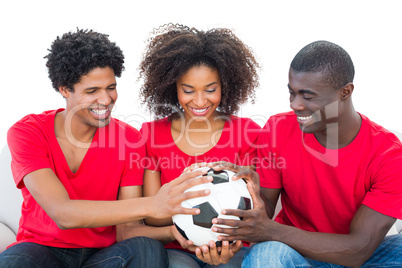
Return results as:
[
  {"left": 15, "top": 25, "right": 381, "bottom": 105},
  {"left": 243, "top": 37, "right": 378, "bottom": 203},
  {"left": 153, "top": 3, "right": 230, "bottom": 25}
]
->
[{"left": 243, "top": 241, "right": 305, "bottom": 267}]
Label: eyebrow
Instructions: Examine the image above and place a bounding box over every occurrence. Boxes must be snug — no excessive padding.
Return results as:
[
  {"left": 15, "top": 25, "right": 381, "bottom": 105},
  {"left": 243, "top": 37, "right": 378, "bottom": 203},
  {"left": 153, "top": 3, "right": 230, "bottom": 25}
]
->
[
  {"left": 287, "top": 84, "right": 317, "bottom": 95},
  {"left": 181, "top": 82, "right": 218, "bottom": 88},
  {"left": 84, "top": 83, "right": 117, "bottom": 91}
]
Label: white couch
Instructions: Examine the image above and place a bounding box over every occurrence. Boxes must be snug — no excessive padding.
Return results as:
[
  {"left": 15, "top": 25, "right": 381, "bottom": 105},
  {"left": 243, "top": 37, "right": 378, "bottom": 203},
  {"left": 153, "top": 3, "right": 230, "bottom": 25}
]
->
[{"left": 0, "top": 140, "right": 401, "bottom": 253}]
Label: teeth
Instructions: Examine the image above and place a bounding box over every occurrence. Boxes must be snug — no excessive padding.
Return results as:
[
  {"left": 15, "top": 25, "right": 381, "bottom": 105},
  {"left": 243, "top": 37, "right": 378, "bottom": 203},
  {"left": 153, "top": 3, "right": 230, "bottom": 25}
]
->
[
  {"left": 192, "top": 107, "right": 208, "bottom": 113},
  {"left": 298, "top": 115, "right": 312, "bottom": 121},
  {"left": 92, "top": 108, "right": 108, "bottom": 115}
]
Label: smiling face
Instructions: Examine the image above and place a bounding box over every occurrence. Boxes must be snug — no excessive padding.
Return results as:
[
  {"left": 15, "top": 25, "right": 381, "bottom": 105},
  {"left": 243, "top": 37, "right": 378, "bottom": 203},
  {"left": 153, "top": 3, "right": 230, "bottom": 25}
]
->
[
  {"left": 288, "top": 69, "right": 342, "bottom": 134},
  {"left": 176, "top": 65, "right": 222, "bottom": 122},
  {"left": 61, "top": 66, "right": 117, "bottom": 129}
]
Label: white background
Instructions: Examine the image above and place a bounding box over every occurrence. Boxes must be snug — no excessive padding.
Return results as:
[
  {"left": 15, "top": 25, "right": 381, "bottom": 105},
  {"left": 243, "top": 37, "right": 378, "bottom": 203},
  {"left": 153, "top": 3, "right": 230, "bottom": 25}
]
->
[{"left": 1, "top": 0, "right": 401, "bottom": 145}]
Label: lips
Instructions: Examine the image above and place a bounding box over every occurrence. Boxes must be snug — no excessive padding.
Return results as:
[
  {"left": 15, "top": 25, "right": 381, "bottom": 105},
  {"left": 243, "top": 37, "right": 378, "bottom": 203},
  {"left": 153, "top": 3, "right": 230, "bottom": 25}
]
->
[
  {"left": 297, "top": 115, "right": 313, "bottom": 121},
  {"left": 190, "top": 106, "right": 211, "bottom": 116},
  {"left": 90, "top": 107, "right": 111, "bottom": 119}
]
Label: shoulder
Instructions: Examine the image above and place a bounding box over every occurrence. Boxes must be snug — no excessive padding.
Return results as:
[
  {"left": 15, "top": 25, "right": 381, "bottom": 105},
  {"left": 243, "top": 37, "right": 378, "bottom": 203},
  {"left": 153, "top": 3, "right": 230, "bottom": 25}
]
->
[
  {"left": 261, "top": 111, "right": 298, "bottom": 133},
  {"left": 140, "top": 117, "right": 170, "bottom": 134},
  {"left": 108, "top": 117, "right": 142, "bottom": 143},
  {"left": 229, "top": 115, "right": 262, "bottom": 130},
  {"left": 8, "top": 109, "right": 59, "bottom": 140},
  {"left": 360, "top": 114, "right": 402, "bottom": 149}
]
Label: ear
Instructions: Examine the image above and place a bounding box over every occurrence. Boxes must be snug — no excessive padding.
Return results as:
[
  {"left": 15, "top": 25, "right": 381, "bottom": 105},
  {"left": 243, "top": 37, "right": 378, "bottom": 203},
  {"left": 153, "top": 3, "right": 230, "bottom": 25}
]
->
[
  {"left": 340, "top": 83, "right": 354, "bottom": 100},
  {"left": 59, "top": 86, "right": 70, "bottom": 98}
]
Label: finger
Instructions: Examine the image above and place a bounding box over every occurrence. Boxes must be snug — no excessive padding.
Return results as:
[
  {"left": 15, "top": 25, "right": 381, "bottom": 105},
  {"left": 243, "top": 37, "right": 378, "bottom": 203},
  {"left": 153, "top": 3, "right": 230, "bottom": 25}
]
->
[
  {"left": 232, "top": 168, "right": 260, "bottom": 184},
  {"left": 219, "top": 240, "right": 231, "bottom": 262},
  {"left": 208, "top": 161, "right": 240, "bottom": 173},
  {"left": 246, "top": 181, "right": 263, "bottom": 208},
  {"left": 172, "top": 175, "right": 212, "bottom": 199},
  {"left": 208, "top": 241, "right": 220, "bottom": 263},
  {"left": 231, "top": 240, "right": 243, "bottom": 252},
  {"left": 183, "top": 162, "right": 208, "bottom": 173},
  {"left": 212, "top": 217, "right": 242, "bottom": 229},
  {"left": 200, "top": 244, "right": 212, "bottom": 263},
  {"left": 195, "top": 246, "right": 211, "bottom": 264},
  {"left": 174, "top": 167, "right": 210, "bottom": 186}
]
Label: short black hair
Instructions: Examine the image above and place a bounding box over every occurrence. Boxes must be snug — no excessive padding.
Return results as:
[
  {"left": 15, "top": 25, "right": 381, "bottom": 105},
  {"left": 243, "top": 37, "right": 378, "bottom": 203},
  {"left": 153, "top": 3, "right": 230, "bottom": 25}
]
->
[
  {"left": 45, "top": 29, "right": 125, "bottom": 92},
  {"left": 139, "top": 23, "right": 260, "bottom": 119},
  {"left": 290, "top": 40, "right": 354, "bottom": 89}
]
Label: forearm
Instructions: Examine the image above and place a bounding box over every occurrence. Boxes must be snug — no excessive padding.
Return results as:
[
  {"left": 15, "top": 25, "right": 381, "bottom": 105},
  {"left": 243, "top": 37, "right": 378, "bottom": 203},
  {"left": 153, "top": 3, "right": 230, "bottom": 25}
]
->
[
  {"left": 117, "top": 222, "right": 175, "bottom": 245},
  {"left": 267, "top": 222, "right": 373, "bottom": 267},
  {"left": 144, "top": 216, "right": 173, "bottom": 227},
  {"left": 54, "top": 197, "right": 156, "bottom": 229}
]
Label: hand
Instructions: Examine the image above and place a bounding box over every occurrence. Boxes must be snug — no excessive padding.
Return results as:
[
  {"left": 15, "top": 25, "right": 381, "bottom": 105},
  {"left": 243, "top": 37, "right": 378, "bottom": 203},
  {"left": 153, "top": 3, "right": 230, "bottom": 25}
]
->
[
  {"left": 211, "top": 181, "right": 273, "bottom": 243},
  {"left": 171, "top": 224, "right": 199, "bottom": 252},
  {"left": 149, "top": 168, "right": 212, "bottom": 219},
  {"left": 195, "top": 240, "right": 243, "bottom": 265},
  {"left": 207, "top": 161, "right": 260, "bottom": 185},
  {"left": 183, "top": 162, "right": 209, "bottom": 173}
]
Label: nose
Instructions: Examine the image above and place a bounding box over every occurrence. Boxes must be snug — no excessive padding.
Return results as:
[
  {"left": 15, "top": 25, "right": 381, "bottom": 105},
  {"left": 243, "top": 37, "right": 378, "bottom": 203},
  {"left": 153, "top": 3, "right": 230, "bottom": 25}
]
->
[
  {"left": 194, "top": 92, "right": 207, "bottom": 107},
  {"left": 98, "top": 89, "right": 112, "bottom": 106},
  {"left": 290, "top": 94, "right": 305, "bottom": 111}
]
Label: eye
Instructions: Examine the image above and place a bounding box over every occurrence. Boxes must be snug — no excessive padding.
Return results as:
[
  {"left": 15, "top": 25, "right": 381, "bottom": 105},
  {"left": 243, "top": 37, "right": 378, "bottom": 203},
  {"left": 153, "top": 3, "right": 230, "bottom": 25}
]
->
[
  {"left": 206, "top": 88, "right": 217, "bottom": 93},
  {"left": 87, "top": 90, "right": 96, "bottom": 94},
  {"left": 303, "top": 95, "right": 313, "bottom": 100},
  {"left": 182, "top": 88, "right": 194, "bottom": 94}
]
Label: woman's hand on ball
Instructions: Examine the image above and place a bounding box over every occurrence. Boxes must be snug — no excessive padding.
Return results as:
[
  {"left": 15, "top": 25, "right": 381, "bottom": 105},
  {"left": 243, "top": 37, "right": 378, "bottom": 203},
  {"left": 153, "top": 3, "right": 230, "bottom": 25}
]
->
[
  {"left": 171, "top": 224, "right": 198, "bottom": 252},
  {"left": 195, "top": 240, "right": 243, "bottom": 265}
]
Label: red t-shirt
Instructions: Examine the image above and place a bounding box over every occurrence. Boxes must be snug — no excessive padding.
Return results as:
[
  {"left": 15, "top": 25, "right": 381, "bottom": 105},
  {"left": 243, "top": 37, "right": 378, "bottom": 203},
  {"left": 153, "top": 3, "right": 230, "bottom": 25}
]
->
[
  {"left": 257, "top": 111, "right": 402, "bottom": 234},
  {"left": 141, "top": 115, "right": 261, "bottom": 250},
  {"left": 7, "top": 109, "right": 145, "bottom": 248}
]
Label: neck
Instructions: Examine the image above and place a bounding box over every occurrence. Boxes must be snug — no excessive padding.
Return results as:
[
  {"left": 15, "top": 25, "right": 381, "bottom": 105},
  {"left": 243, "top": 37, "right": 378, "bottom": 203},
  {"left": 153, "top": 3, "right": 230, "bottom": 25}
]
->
[
  {"left": 315, "top": 109, "right": 361, "bottom": 149},
  {"left": 183, "top": 111, "right": 225, "bottom": 130},
  {"left": 55, "top": 110, "right": 97, "bottom": 147}
]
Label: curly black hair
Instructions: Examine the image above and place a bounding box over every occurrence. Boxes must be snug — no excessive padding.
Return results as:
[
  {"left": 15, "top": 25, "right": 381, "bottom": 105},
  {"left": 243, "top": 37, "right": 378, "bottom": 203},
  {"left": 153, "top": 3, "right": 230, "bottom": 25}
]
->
[
  {"left": 290, "top": 40, "right": 355, "bottom": 89},
  {"left": 45, "top": 28, "right": 125, "bottom": 92},
  {"left": 139, "top": 23, "right": 260, "bottom": 119}
]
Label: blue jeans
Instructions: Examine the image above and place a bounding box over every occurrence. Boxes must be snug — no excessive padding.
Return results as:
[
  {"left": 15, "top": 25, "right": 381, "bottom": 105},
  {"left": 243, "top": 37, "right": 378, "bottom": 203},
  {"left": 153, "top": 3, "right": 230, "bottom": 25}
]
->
[
  {"left": 167, "top": 247, "right": 248, "bottom": 268},
  {"left": 242, "top": 234, "right": 402, "bottom": 267},
  {"left": 0, "top": 236, "right": 168, "bottom": 268}
]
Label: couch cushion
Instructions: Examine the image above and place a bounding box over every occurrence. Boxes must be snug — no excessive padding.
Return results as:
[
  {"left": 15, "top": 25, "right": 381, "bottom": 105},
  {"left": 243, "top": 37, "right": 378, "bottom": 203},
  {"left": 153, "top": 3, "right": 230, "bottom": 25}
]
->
[
  {"left": 0, "top": 222, "right": 16, "bottom": 253},
  {"left": 0, "top": 145, "right": 23, "bottom": 235}
]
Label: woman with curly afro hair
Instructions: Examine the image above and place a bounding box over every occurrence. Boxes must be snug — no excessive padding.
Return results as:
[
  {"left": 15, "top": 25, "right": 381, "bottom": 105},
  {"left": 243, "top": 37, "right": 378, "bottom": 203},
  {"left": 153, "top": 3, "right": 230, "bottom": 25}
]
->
[{"left": 137, "top": 24, "right": 261, "bottom": 268}]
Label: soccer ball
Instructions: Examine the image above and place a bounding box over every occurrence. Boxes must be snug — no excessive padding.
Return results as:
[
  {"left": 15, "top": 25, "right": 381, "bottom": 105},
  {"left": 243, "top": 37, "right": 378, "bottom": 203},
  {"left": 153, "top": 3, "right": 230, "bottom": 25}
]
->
[{"left": 172, "top": 168, "right": 253, "bottom": 246}]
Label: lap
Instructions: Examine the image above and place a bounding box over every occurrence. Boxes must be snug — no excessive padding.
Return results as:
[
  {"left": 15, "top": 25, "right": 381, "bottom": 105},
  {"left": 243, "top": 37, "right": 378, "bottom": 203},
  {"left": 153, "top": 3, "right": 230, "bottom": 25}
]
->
[
  {"left": 168, "top": 247, "right": 248, "bottom": 268},
  {"left": 243, "top": 234, "right": 402, "bottom": 268},
  {"left": 0, "top": 237, "right": 168, "bottom": 268},
  {"left": 0, "top": 242, "right": 65, "bottom": 268}
]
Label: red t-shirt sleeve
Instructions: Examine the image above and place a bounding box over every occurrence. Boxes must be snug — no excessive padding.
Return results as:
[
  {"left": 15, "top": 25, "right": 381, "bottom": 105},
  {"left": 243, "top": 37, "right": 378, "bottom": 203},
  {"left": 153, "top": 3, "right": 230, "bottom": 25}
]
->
[
  {"left": 118, "top": 123, "right": 145, "bottom": 187},
  {"left": 7, "top": 117, "right": 51, "bottom": 189},
  {"left": 257, "top": 116, "right": 283, "bottom": 189},
  {"left": 362, "top": 143, "right": 402, "bottom": 219},
  {"left": 140, "top": 121, "right": 161, "bottom": 172},
  {"left": 237, "top": 118, "right": 261, "bottom": 166}
]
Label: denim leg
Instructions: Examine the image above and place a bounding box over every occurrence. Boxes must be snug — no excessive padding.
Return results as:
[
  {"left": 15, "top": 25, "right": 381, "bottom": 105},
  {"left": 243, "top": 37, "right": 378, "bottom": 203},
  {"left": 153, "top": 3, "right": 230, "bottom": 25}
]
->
[
  {"left": 0, "top": 242, "right": 65, "bottom": 268},
  {"left": 82, "top": 236, "right": 168, "bottom": 268},
  {"left": 168, "top": 247, "right": 248, "bottom": 268},
  {"left": 207, "top": 247, "right": 248, "bottom": 268},
  {"left": 360, "top": 234, "right": 402, "bottom": 267},
  {"left": 242, "top": 241, "right": 311, "bottom": 268},
  {"left": 167, "top": 249, "right": 201, "bottom": 268}
]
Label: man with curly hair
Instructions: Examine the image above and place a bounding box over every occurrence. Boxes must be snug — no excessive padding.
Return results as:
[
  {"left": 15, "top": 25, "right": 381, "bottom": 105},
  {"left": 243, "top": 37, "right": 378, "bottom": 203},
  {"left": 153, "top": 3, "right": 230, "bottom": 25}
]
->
[
  {"left": 0, "top": 29, "right": 212, "bottom": 267},
  {"left": 208, "top": 41, "right": 402, "bottom": 267}
]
